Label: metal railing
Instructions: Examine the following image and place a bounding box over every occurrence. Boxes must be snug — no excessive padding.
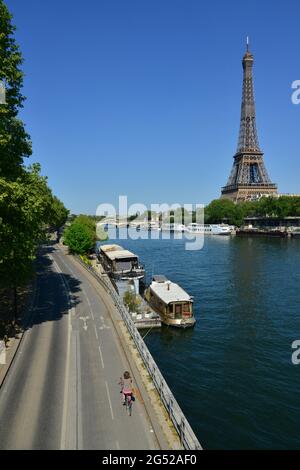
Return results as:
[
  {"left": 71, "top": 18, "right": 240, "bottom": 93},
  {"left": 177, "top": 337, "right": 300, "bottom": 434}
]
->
[{"left": 75, "top": 255, "right": 202, "bottom": 450}]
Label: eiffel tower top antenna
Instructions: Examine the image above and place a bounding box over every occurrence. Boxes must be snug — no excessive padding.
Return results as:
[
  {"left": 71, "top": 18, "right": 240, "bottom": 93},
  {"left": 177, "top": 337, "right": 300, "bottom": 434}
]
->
[{"left": 246, "top": 36, "right": 249, "bottom": 52}]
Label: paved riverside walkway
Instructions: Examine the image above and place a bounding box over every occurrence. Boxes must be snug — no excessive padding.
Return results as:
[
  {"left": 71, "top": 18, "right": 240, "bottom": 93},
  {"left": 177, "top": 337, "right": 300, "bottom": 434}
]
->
[{"left": 0, "top": 245, "right": 169, "bottom": 450}]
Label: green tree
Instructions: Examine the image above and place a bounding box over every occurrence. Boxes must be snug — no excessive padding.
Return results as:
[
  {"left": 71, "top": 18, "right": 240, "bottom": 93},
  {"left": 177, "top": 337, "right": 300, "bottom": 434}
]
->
[
  {"left": 73, "top": 214, "right": 96, "bottom": 232},
  {"left": 64, "top": 221, "right": 95, "bottom": 254},
  {"left": 48, "top": 196, "right": 69, "bottom": 231},
  {"left": 0, "top": 164, "right": 61, "bottom": 319},
  {"left": 205, "top": 199, "right": 245, "bottom": 226},
  {"left": 0, "top": 2, "right": 69, "bottom": 325},
  {"left": 123, "top": 290, "right": 141, "bottom": 313},
  {"left": 0, "top": 0, "right": 32, "bottom": 179}
]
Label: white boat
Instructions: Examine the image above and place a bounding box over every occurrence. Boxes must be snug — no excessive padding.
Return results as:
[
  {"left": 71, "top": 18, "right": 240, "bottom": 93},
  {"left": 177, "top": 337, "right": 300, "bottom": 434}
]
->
[
  {"left": 210, "top": 224, "right": 231, "bottom": 235},
  {"left": 147, "top": 221, "right": 161, "bottom": 231},
  {"left": 173, "top": 224, "right": 186, "bottom": 232},
  {"left": 186, "top": 223, "right": 231, "bottom": 235},
  {"left": 161, "top": 223, "right": 175, "bottom": 232},
  {"left": 187, "top": 223, "right": 211, "bottom": 234}
]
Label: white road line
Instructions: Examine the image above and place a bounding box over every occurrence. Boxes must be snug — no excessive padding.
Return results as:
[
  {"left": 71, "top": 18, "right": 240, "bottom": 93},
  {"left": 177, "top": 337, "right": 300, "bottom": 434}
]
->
[
  {"left": 105, "top": 381, "right": 114, "bottom": 421},
  {"left": 56, "top": 252, "right": 95, "bottom": 323},
  {"left": 82, "top": 289, "right": 95, "bottom": 320},
  {"left": 57, "top": 255, "right": 76, "bottom": 277},
  {"left": 94, "top": 324, "right": 98, "bottom": 340},
  {"left": 50, "top": 255, "right": 74, "bottom": 450},
  {"left": 54, "top": 255, "right": 95, "bottom": 324},
  {"left": 98, "top": 344, "right": 105, "bottom": 369}
]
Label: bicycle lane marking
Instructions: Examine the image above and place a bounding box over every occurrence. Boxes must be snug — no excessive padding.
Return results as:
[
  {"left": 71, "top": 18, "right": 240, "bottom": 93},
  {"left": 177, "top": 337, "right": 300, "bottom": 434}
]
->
[{"left": 105, "top": 381, "right": 114, "bottom": 420}]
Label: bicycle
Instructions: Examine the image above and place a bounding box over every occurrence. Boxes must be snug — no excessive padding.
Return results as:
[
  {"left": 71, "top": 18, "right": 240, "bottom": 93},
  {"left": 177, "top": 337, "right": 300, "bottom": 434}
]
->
[{"left": 124, "top": 393, "right": 133, "bottom": 416}]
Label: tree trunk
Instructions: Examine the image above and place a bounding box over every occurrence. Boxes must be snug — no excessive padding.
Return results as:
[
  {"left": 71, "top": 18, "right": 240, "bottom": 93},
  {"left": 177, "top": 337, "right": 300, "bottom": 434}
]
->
[{"left": 13, "top": 284, "right": 18, "bottom": 324}]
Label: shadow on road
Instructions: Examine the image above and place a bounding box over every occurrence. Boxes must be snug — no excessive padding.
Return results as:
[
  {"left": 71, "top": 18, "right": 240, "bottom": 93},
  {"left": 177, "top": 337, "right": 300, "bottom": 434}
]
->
[{"left": 23, "top": 245, "right": 82, "bottom": 330}]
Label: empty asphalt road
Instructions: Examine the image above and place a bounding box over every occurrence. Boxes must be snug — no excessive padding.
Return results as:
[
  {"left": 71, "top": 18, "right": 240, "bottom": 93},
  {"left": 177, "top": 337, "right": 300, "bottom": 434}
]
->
[{"left": 0, "top": 245, "right": 162, "bottom": 450}]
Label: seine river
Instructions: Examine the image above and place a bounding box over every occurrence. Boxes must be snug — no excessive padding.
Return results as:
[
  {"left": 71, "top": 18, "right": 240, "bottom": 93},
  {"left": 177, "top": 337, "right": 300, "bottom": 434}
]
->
[{"left": 99, "top": 230, "right": 300, "bottom": 449}]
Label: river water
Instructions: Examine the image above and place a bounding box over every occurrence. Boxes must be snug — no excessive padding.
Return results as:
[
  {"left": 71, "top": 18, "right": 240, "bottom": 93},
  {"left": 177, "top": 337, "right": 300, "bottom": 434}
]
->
[{"left": 98, "top": 230, "right": 300, "bottom": 449}]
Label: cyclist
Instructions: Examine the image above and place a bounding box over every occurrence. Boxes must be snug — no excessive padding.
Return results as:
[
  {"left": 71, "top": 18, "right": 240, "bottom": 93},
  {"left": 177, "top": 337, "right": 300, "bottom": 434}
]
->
[{"left": 119, "top": 371, "right": 134, "bottom": 405}]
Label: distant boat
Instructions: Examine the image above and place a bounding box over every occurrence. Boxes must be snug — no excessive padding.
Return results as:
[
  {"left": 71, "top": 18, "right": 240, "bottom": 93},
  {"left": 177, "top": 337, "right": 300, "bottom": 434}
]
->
[
  {"left": 161, "top": 223, "right": 186, "bottom": 233},
  {"left": 147, "top": 221, "right": 161, "bottom": 231},
  {"left": 173, "top": 224, "right": 186, "bottom": 233},
  {"left": 236, "top": 228, "right": 288, "bottom": 238},
  {"left": 291, "top": 229, "right": 300, "bottom": 239},
  {"left": 186, "top": 223, "right": 231, "bottom": 235},
  {"left": 161, "top": 223, "right": 175, "bottom": 233},
  {"left": 145, "top": 275, "right": 196, "bottom": 328}
]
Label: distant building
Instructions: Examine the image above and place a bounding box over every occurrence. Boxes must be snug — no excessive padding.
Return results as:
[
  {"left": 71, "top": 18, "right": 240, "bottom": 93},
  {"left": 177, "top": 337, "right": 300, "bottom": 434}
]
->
[
  {"left": 275, "top": 193, "right": 300, "bottom": 198},
  {"left": 244, "top": 216, "right": 300, "bottom": 229}
]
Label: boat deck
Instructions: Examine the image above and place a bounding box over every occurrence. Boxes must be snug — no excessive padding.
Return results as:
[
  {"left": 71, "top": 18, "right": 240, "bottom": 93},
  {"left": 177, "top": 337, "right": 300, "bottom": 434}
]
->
[{"left": 116, "top": 280, "right": 161, "bottom": 330}]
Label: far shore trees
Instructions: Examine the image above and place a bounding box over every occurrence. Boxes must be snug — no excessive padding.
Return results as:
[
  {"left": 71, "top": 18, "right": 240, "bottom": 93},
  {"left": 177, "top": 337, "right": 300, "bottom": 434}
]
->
[{"left": 203, "top": 196, "right": 300, "bottom": 226}]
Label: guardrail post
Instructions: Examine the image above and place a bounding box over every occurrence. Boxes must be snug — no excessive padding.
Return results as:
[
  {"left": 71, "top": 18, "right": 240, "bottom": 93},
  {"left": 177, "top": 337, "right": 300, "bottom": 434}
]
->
[
  {"left": 168, "top": 396, "right": 173, "bottom": 417},
  {"left": 180, "top": 418, "right": 185, "bottom": 447},
  {"left": 159, "top": 378, "right": 164, "bottom": 396}
]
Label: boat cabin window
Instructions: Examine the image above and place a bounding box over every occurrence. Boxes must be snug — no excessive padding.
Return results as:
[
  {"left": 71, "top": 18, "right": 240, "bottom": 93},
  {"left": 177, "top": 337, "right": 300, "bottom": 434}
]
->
[
  {"left": 168, "top": 303, "right": 175, "bottom": 319},
  {"left": 175, "top": 304, "right": 182, "bottom": 318},
  {"left": 182, "top": 303, "right": 191, "bottom": 317},
  {"left": 182, "top": 303, "right": 190, "bottom": 313},
  {"left": 115, "top": 258, "right": 137, "bottom": 272},
  {"left": 168, "top": 302, "right": 192, "bottom": 319}
]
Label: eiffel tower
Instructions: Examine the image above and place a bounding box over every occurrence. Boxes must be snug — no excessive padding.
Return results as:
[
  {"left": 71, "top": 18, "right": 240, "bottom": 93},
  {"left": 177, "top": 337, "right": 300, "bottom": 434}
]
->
[{"left": 221, "top": 41, "right": 277, "bottom": 201}]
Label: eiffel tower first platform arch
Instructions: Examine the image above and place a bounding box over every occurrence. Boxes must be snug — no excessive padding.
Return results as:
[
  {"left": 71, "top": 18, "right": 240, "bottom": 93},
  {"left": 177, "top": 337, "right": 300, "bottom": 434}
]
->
[{"left": 221, "top": 42, "right": 277, "bottom": 202}]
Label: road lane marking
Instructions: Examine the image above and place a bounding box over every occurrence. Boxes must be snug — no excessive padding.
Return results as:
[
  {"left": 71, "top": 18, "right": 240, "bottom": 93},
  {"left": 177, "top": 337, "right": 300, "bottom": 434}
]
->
[
  {"left": 82, "top": 289, "right": 95, "bottom": 320},
  {"left": 54, "top": 252, "right": 95, "bottom": 324},
  {"left": 98, "top": 345, "right": 104, "bottom": 369},
  {"left": 79, "top": 316, "right": 89, "bottom": 331},
  {"left": 50, "top": 255, "right": 74, "bottom": 450},
  {"left": 105, "top": 381, "right": 114, "bottom": 420},
  {"left": 56, "top": 255, "right": 76, "bottom": 277},
  {"left": 60, "top": 300, "right": 72, "bottom": 448},
  {"left": 99, "top": 325, "right": 111, "bottom": 331},
  {"left": 94, "top": 324, "right": 98, "bottom": 340}
]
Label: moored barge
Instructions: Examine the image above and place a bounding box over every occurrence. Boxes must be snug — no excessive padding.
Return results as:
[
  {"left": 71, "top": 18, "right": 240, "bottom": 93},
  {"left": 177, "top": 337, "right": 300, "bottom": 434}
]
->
[
  {"left": 145, "top": 275, "right": 196, "bottom": 328},
  {"left": 97, "top": 244, "right": 145, "bottom": 286},
  {"left": 236, "top": 229, "right": 288, "bottom": 238},
  {"left": 291, "top": 230, "right": 300, "bottom": 239}
]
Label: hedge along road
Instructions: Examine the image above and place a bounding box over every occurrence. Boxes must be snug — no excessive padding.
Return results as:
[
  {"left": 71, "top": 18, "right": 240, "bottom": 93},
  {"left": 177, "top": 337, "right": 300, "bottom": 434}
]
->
[{"left": 0, "top": 244, "right": 163, "bottom": 450}]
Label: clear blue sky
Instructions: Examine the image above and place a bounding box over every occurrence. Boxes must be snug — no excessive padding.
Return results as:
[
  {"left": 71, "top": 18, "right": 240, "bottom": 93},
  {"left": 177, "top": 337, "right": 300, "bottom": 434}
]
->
[{"left": 6, "top": 0, "right": 300, "bottom": 213}]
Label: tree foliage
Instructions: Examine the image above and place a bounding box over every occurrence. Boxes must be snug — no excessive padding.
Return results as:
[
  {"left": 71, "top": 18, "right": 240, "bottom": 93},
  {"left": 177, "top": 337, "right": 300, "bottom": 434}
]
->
[
  {"left": 0, "top": 0, "right": 32, "bottom": 179},
  {"left": 64, "top": 216, "right": 96, "bottom": 254},
  {"left": 0, "top": 1, "right": 68, "bottom": 322},
  {"left": 204, "top": 199, "right": 244, "bottom": 226},
  {"left": 48, "top": 196, "right": 69, "bottom": 231},
  {"left": 203, "top": 196, "right": 300, "bottom": 227},
  {"left": 123, "top": 290, "right": 141, "bottom": 313},
  {"left": 0, "top": 164, "right": 68, "bottom": 299}
]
